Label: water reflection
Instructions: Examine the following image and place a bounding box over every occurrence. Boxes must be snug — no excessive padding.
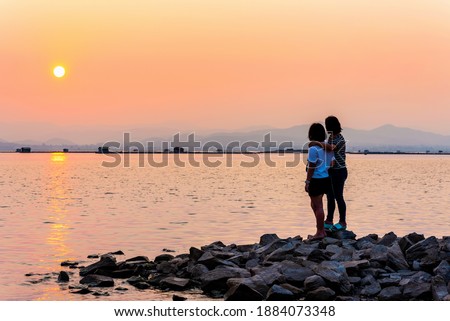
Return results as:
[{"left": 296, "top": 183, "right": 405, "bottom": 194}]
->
[{"left": 38, "top": 153, "right": 72, "bottom": 300}]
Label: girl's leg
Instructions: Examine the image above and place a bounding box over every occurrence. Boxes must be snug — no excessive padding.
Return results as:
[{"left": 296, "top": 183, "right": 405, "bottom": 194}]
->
[{"left": 310, "top": 194, "right": 326, "bottom": 238}]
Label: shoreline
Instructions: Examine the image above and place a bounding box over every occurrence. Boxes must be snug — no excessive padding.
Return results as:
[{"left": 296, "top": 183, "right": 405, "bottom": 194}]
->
[{"left": 40, "top": 231, "right": 450, "bottom": 301}]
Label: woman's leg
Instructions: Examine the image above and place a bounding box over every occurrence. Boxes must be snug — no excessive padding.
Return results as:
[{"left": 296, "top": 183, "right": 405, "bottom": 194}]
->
[
  {"left": 310, "top": 194, "right": 326, "bottom": 238},
  {"left": 325, "top": 172, "right": 336, "bottom": 224},
  {"left": 333, "top": 168, "right": 348, "bottom": 224}
]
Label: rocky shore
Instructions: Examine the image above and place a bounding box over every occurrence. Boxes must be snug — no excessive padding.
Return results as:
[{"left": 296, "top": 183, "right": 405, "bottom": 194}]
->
[{"left": 51, "top": 231, "right": 450, "bottom": 300}]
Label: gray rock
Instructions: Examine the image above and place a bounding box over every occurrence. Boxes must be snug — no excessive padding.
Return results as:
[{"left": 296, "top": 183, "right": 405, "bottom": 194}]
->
[
  {"left": 160, "top": 277, "right": 191, "bottom": 290},
  {"left": 154, "top": 254, "right": 175, "bottom": 263},
  {"left": 278, "top": 261, "right": 315, "bottom": 286},
  {"left": 307, "top": 249, "right": 332, "bottom": 263},
  {"left": 201, "top": 241, "right": 226, "bottom": 251},
  {"left": 156, "top": 261, "right": 178, "bottom": 274},
  {"left": 245, "top": 259, "right": 260, "bottom": 269},
  {"left": 305, "top": 286, "right": 336, "bottom": 300},
  {"left": 79, "top": 255, "right": 117, "bottom": 276},
  {"left": 189, "top": 264, "right": 209, "bottom": 280},
  {"left": 224, "top": 283, "right": 264, "bottom": 301},
  {"left": 399, "top": 233, "right": 425, "bottom": 253},
  {"left": 236, "top": 244, "right": 257, "bottom": 252},
  {"left": 431, "top": 275, "right": 449, "bottom": 301},
  {"left": 125, "top": 256, "right": 150, "bottom": 263},
  {"left": 172, "top": 294, "right": 187, "bottom": 301},
  {"left": 279, "top": 283, "right": 303, "bottom": 299},
  {"left": 361, "top": 281, "right": 381, "bottom": 297},
  {"left": 127, "top": 275, "right": 148, "bottom": 285},
  {"left": 348, "top": 277, "right": 361, "bottom": 285},
  {"left": 403, "top": 281, "right": 431, "bottom": 300},
  {"left": 355, "top": 236, "right": 377, "bottom": 250},
  {"left": 343, "top": 260, "right": 370, "bottom": 274},
  {"left": 328, "top": 230, "right": 357, "bottom": 240},
  {"left": 378, "top": 232, "right": 398, "bottom": 247},
  {"left": 294, "top": 243, "right": 319, "bottom": 257},
  {"left": 369, "top": 245, "right": 388, "bottom": 263},
  {"left": 378, "top": 275, "right": 401, "bottom": 288},
  {"left": 266, "top": 284, "right": 295, "bottom": 301},
  {"left": 260, "top": 234, "right": 280, "bottom": 246},
  {"left": 433, "top": 260, "right": 450, "bottom": 282},
  {"left": 304, "top": 275, "right": 326, "bottom": 292},
  {"left": 61, "top": 260, "right": 79, "bottom": 267},
  {"left": 378, "top": 286, "right": 403, "bottom": 300},
  {"left": 387, "top": 242, "right": 410, "bottom": 271},
  {"left": 57, "top": 271, "right": 70, "bottom": 283},
  {"left": 256, "top": 239, "right": 289, "bottom": 256},
  {"left": 266, "top": 242, "right": 296, "bottom": 261},
  {"left": 80, "top": 274, "right": 114, "bottom": 287},
  {"left": 406, "top": 236, "right": 440, "bottom": 269},
  {"left": 313, "top": 260, "right": 352, "bottom": 294},
  {"left": 111, "top": 269, "right": 135, "bottom": 279},
  {"left": 189, "top": 247, "right": 205, "bottom": 261},
  {"left": 200, "top": 267, "right": 251, "bottom": 293},
  {"left": 331, "top": 248, "right": 355, "bottom": 262},
  {"left": 227, "top": 275, "right": 269, "bottom": 297},
  {"left": 251, "top": 265, "right": 285, "bottom": 285}
]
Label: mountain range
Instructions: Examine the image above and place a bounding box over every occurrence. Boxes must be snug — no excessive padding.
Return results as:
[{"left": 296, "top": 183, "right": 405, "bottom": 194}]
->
[{"left": 0, "top": 124, "right": 449, "bottom": 152}]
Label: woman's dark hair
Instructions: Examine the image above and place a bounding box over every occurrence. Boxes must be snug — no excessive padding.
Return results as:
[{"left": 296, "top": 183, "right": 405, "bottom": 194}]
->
[
  {"left": 325, "top": 116, "right": 342, "bottom": 134},
  {"left": 308, "top": 123, "right": 326, "bottom": 142}
]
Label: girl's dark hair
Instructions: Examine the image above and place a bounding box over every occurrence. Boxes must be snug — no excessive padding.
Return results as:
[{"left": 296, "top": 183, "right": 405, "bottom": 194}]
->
[
  {"left": 308, "top": 123, "right": 326, "bottom": 142},
  {"left": 325, "top": 116, "right": 342, "bottom": 134}
]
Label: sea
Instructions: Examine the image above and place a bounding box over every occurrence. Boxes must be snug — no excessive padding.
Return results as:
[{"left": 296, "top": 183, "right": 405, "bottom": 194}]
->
[{"left": 0, "top": 153, "right": 449, "bottom": 300}]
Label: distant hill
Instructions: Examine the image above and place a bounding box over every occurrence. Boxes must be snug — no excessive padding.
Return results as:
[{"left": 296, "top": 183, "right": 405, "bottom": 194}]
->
[{"left": 0, "top": 124, "right": 449, "bottom": 152}]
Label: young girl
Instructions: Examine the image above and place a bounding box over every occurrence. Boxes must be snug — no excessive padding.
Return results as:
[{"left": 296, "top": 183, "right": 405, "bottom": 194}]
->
[{"left": 305, "top": 123, "right": 334, "bottom": 240}]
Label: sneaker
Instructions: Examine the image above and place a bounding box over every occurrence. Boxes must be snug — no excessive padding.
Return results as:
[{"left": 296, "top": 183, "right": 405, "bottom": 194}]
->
[
  {"left": 332, "top": 223, "right": 347, "bottom": 231},
  {"left": 324, "top": 222, "right": 334, "bottom": 230}
]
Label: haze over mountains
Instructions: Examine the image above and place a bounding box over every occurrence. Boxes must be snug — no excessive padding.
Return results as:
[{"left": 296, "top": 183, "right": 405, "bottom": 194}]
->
[{"left": 0, "top": 123, "right": 449, "bottom": 152}]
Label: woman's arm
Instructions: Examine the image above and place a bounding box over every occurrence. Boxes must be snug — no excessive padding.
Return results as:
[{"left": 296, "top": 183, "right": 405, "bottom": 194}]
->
[
  {"left": 308, "top": 141, "right": 335, "bottom": 151},
  {"left": 305, "top": 162, "right": 315, "bottom": 192}
]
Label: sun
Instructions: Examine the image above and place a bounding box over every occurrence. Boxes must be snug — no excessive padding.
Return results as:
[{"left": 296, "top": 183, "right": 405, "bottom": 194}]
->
[{"left": 53, "top": 66, "right": 66, "bottom": 78}]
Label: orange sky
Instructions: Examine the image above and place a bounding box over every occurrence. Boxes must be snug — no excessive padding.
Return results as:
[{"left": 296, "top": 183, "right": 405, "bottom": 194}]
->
[{"left": 1, "top": 0, "right": 450, "bottom": 137}]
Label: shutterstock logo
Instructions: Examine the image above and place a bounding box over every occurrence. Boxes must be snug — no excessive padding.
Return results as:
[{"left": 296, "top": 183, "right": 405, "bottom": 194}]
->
[{"left": 100, "top": 132, "right": 317, "bottom": 168}]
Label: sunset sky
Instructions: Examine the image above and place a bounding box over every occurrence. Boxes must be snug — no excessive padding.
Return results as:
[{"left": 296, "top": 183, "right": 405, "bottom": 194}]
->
[{"left": 1, "top": 0, "right": 450, "bottom": 142}]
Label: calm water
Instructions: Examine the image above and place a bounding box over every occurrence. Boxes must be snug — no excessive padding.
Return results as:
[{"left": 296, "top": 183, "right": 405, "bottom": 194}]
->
[{"left": 0, "top": 153, "right": 449, "bottom": 300}]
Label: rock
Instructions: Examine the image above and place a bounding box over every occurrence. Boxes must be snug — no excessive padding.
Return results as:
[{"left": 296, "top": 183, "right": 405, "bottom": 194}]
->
[
  {"left": 200, "top": 267, "right": 251, "bottom": 293},
  {"left": 125, "top": 256, "right": 150, "bottom": 263},
  {"left": 197, "top": 252, "right": 237, "bottom": 269},
  {"left": 266, "top": 284, "right": 295, "bottom": 301},
  {"left": 313, "top": 261, "right": 352, "bottom": 294},
  {"left": 355, "top": 236, "right": 377, "bottom": 250},
  {"left": 227, "top": 275, "right": 269, "bottom": 297},
  {"left": 133, "top": 282, "right": 151, "bottom": 290},
  {"left": 61, "top": 260, "right": 79, "bottom": 267},
  {"left": 327, "top": 230, "right": 357, "bottom": 240},
  {"left": 224, "top": 283, "right": 264, "bottom": 301},
  {"left": 387, "top": 242, "right": 410, "bottom": 271},
  {"left": 279, "top": 283, "right": 303, "bottom": 299},
  {"left": 378, "top": 286, "right": 403, "bottom": 300},
  {"left": 156, "top": 261, "right": 178, "bottom": 274},
  {"left": 87, "top": 254, "right": 99, "bottom": 259},
  {"left": 331, "top": 248, "right": 355, "bottom": 262},
  {"left": 189, "top": 264, "right": 209, "bottom": 280},
  {"left": 266, "top": 242, "right": 296, "bottom": 261},
  {"left": 378, "top": 275, "right": 401, "bottom": 287},
  {"left": 127, "top": 275, "right": 148, "bottom": 285},
  {"left": 304, "top": 275, "right": 326, "bottom": 292},
  {"left": 245, "top": 259, "right": 260, "bottom": 269},
  {"left": 251, "top": 265, "right": 285, "bottom": 285},
  {"left": 115, "top": 287, "right": 129, "bottom": 291},
  {"left": 399, "top": 233, "right": 425, "bottom": 253},
  {"left": 305, "top": 286, "right": 336, "bottom": 300},
  {"left": 71, "top": 287, "right": 93, "bottom": 295},
  {"left": 173, "top": 294, "right": 187, "bottom": 301},
  {"left": 260, "top": 234, "right": 280, "bottom": 246},
  {"left": 433, "top": 260, "right": 450, "bottom": 282},
  {"left": 236, "top": 244, "right": 257, "bottom": 252},
  {"left": 109, "top": 250, "right": 125, "bottom": 255},
  {"left": 294, "top": 243, "right": 319, "bottom": 257},
  {"left": 378, "top": 232, "right": 398, "bottom": 246},
  {"left": 57, "top": 271, "right": 70, "bottom": 283},
  {"left": 189, "top": 247, "right": 205, "bottom": 261},
  {"left": 160, "top": 277, "right": 191, "bottom": 290},
  {"left": 79, "top": 255, "right": 117, "bottom": 276},
  {"left": 406, "top": 237, "right": 440, "bottom": 270},
  {"left": 154, "top": 254, "right": 175, "bottom": 263},
  {"left": 431, "top": 275, "right": 449, "bottom": 301},
  {"left": 369, "top": 245, "right": 388, "bottom": 263},
  {"left": 320, "top": 237, "right": 342, "bottom": 248},
  {"left": 343, "top": 260, "right": 370, "bottom": 275},
  {"left": 256, "top": 239, "right": 289, "bottom": 256},
  {"left": 278, "top": 261, "right": 315, "bottom": 286},
  {"left": 307, "top": 249, "right": 332, "bottom": 263},
  {"left": 201, "top": 241, "right": 226, "bottom": 251},
  {"left": 403, "top": 281, "right": 431, "bottom": 300},
  {"left": 360, "top": 275, "right": 381, "bottom": 297},
  {"left": 111, "top": 269, "right": 136, "bottom": 279},
  {"left": 80, "top": 274, "right": 114, "bottom": 287},
  {"left": 348, "top": 277, "right": 361, "bottom": 285}
]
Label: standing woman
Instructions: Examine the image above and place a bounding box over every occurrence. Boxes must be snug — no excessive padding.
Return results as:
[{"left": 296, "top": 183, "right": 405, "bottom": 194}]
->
[
  {"left": 323, "top": 116, "right": 348, "bottom": 231},
  {"left": 305, "top": 123, "right": 334, "bottom": 240}
]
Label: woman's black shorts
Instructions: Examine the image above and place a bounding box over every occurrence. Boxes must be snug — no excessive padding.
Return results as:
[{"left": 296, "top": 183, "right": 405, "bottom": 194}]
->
[{"left": 308, "top": 177, "right": 331, "bottom": 197}]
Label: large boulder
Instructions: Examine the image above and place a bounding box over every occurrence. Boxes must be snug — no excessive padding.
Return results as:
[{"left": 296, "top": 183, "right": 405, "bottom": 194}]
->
[
  {"left": 406, "top": 237, "right": 441, "bottom": 270},
  {"left": 304, "top": 275, "right": 326, "bottom": 292},
  {"left": 305, "top": 286, "right": 336, "bottom": 300},
  {"left": 266, "top": 284, "right": 296, "bottom": 301},
  {"left": 80, "top": 274, "right": 114, "bottom": 287},
  {"left": 431, "top": 275, "right": 449, "bottom": 301},
  {"left": 433, "top": 260, "right": 450, "bottom": 282},
  {"left": 79, "top": 254, "right": 117, "bottom": 276},
  {"left": 200, "top": 267, "right": 251, "bottom": 293},
  {"left": 378, "top": 286, "right": 403, "bottom": 301},
  {"left": 387, "top": 242, "right": 410, "bottom": 271},
  {"left": 313, "top": 261, "right": 352, "bottom": 294},
  {"left": 278, "top": 261, "right": 315, "bottom": 286},
  {"left": 159, "top": 277, "right": 191, "bottom": 291},
  {"left": 399, "top": 233, "right": 425, "bottom": 253}
]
